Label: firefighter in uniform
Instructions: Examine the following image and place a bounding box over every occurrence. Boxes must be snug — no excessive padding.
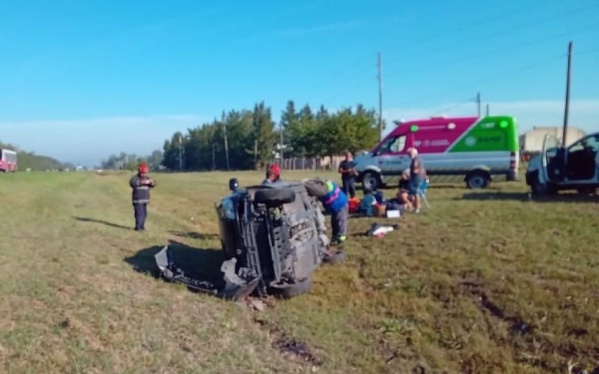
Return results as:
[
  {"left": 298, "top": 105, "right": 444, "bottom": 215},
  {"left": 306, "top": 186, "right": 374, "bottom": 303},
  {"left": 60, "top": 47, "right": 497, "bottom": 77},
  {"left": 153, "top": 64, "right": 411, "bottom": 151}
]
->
[{"left": 129, "top": 162, "right": 156, "bottom": 231}]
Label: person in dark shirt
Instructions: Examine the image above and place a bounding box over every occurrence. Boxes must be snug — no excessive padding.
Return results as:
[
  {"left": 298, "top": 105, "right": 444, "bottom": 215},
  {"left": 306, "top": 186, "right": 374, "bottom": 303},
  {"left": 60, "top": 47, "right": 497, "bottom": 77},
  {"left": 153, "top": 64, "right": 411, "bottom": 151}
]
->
[
  {"left": 129, "top": 162, "right": 156, "bottom": 231},
  {"left": 397, "top": 168, "right": 414, "bottom": 211},
  {"left": 338, "top": 150, "right": 358, "bottom": 198}
]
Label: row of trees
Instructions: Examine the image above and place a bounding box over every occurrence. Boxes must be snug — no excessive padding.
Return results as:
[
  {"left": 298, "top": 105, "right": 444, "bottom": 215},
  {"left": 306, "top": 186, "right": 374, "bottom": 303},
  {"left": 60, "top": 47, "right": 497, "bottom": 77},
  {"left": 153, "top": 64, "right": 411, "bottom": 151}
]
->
[
  {"left": 0, "top": 141, "right": 74, "bottom": 171},
  {"left": 100, "top": 150, "right": 163, "bottom": 171},
  {"left": 161, "top": 100, "right": 382, "bottom": 171}
]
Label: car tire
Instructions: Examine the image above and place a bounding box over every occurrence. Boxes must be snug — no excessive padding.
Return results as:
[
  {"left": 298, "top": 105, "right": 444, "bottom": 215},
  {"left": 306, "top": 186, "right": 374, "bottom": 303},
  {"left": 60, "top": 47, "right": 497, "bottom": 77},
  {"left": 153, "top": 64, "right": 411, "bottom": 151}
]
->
[
  {"left": 466, "top": 171, "right": 490, "bottom": 189},
  {"left": 269, "top": 278, "right": 313, "bottom": 299},
  {"left": 322, "top": 250, "right": 347, "bottom": 265},
  {"left": 577, "top": 187, "right": 597, "bottom": 195},
  {"left": 254, "top": 188, "right": 296, "bottom": 205},
  {"left": 531, "top": 181, "right": 548, "bottom": 196},
  {"left": 362, "top": 171, "right": 381, "bottom": 191}
]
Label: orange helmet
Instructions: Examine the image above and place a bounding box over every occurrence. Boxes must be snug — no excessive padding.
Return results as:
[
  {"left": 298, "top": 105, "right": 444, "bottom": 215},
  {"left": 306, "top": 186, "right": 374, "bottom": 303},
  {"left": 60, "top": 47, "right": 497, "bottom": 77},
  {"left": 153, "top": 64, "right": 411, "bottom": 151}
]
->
[
  {"left": 269, "top": 164, "right": 280, "bottom": 176},
  {"left": 138, "top": 163, "right": 149, "bottom": 173}
]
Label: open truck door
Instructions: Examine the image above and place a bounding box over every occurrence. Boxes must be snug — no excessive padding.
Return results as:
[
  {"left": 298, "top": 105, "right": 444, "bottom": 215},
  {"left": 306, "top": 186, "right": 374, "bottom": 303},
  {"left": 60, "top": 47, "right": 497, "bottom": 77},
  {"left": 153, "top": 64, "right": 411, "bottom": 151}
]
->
[{"left": 541, "top": 134, "right": 562, "bottom": 183}]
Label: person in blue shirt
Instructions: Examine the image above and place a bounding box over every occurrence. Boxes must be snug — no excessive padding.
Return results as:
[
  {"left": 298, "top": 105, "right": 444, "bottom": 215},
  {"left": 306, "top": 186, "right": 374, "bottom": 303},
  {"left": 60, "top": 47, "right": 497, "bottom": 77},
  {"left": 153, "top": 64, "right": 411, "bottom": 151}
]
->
[
  {"left": 359, "top": 188, "right": 377, "bottom": 217},
  {"left": 303, "top": 178, "right": 349, "bottom": 245},
  {"left": 407, "top": 147, "right": 426, "bottom": 213}
]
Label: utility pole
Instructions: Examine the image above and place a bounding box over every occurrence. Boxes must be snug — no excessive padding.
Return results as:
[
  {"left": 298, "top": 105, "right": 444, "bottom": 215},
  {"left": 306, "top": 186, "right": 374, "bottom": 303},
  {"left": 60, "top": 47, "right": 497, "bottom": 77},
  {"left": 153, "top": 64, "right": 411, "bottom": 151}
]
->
[
  {"left": 178, "top": 134, "right": 183, "bottom": 171},
  {"left": 476, "top": 92, "right": 481, "bottom": 116},
  {"left": 222, "top": 118, "right": 230, "bottom": 170},
  {"left": 212, "top": 143, "right": 216, "bottom": 170},
  {"left": 254, "top": 140, "right": 258, "bottom": 170},
  {"left": 279, "top": 125, "right": 284, "bottom": 168},
  {"left": 562, "top": 41, "right": 573, "bottom": 146},
  {"left": 486, "top": 104, "right": 490, "bottom": 116},
  {"left": 377, "top": 52, "right": 383, "bottom": 141}
]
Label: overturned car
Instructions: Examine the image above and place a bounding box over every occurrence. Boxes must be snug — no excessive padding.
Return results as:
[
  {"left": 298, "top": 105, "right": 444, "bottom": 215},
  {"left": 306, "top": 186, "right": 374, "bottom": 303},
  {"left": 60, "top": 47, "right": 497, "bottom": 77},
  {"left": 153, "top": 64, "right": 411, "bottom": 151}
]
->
[{"left": 154, "top": 178, "right": 346, "bottom": 300}]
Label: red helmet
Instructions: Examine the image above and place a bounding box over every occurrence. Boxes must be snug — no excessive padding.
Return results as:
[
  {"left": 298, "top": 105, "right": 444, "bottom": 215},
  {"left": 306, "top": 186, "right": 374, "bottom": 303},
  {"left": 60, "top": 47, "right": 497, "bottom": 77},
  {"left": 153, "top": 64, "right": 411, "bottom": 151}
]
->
[
  {"left": 269, "top": 164, "right": 280, "bottom": 176},
  {"left": 138, "top": 163, "right": 149, "bottom": 173}
]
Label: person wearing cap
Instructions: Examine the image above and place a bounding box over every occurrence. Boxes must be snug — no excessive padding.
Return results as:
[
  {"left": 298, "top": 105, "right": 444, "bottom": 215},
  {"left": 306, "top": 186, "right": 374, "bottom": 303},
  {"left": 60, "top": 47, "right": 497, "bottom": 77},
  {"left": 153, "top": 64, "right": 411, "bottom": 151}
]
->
[
  {"left": 262, "top": 164, "right": 281, "bottom": 184},
  {"left": 129, "top": 162, "right": 156, "bottom": 231}
]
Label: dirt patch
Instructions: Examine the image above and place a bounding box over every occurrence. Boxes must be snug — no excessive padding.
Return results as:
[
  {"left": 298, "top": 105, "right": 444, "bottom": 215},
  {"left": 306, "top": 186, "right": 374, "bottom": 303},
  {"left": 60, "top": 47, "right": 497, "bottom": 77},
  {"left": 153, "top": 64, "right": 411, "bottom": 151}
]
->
[
  {"left": 455, "top": 280, "right": 533, "bottom": 334},
  {"left": 254, "top": 317, "right": 324, "bottom": 367},
  {"left": 273, "top": 337, "right": 322, "bottom": 366}
]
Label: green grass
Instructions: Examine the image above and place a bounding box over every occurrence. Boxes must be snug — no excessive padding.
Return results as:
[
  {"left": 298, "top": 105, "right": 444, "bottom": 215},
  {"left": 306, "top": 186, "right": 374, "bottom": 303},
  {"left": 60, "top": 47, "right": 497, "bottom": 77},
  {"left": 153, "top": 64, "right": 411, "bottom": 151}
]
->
[{"left": 0, "top": 170, "right": 598, "bottom": 374}]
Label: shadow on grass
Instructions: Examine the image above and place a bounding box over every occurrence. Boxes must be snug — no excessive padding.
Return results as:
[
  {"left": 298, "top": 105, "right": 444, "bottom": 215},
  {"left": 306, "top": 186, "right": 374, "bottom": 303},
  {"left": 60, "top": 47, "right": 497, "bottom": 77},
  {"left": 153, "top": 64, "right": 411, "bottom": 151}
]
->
[
  {"left": 458, "top": 192, "right": 599, "bottom": 203},
  {"left": 168, "top": 230, "right": 220, "bottom": 241},
  {"left": 73, "top": 216, "right": 131, "bottom": 230},
  {"left": 124, "top": 239, "right": 225, "bottom": 282}
]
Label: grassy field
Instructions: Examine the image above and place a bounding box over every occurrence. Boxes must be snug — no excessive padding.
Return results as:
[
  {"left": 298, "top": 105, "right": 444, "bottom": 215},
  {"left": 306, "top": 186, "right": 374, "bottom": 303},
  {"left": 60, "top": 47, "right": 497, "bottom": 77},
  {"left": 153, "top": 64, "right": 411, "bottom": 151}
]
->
[{"left": 0, "top": 169, "right": 598, "bottom": 374}]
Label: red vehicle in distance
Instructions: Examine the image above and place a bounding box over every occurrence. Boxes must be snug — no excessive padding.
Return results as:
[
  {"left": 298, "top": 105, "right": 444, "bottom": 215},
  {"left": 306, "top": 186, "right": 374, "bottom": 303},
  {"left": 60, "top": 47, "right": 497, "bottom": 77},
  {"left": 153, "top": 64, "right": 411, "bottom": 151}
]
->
[{"left": 0, "top": 149, "right": 18, "bottom": 172}]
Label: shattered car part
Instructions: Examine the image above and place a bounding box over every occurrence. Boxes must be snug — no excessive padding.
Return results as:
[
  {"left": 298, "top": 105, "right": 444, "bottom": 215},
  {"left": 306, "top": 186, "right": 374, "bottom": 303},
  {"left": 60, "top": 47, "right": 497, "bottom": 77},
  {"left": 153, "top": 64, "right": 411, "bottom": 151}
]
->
[{"left": 154, "top": 179, "right": 345, "bottom": 300}]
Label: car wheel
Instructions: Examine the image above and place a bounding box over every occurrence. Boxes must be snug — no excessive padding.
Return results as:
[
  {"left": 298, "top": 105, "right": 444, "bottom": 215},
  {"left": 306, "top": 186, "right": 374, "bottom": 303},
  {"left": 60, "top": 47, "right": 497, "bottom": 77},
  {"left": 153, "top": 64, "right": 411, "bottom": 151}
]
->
[
  {"left": 269, "top": 278, "right": 313, "bottom": 299},
  {"left": 254, "top": 188, "right": 296, "bottom": 205},
  {"left": 577, "top": 187, "right": 597, "bottom": 195},
  {"left": 322, "top": 250, "right": 347, "bottom": 265},
  {"left": 362, "top": 171, "right": 381, "bottom": 191},
  {"left": 466, "top": 171, "right": 490, "bottom": 189},
  {"left": 531, "top": 181, "right": 549, "bottom": 196}
]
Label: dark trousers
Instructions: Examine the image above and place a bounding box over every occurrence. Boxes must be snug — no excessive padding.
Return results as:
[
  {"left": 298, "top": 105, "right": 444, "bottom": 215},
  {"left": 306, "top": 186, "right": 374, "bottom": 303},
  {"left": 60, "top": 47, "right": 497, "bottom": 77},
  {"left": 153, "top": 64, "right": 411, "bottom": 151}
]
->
[
  {"left": 331, "top": 205, "right": 349, "bottom": 240},
  {"left": 133, "top": 203, "right": 147, "bottom": 230},
  {"left": 342, "top": 178, "right": 356, "bottom": 198}
]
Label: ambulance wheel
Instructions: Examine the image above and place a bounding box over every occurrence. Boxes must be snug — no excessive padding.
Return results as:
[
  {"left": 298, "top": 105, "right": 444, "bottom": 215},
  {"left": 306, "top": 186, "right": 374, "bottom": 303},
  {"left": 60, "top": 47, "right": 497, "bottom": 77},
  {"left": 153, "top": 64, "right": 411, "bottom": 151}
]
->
[
  {"left": 466, "top": 171, "right": 490, "bottom": 189},
  {"left": 362, "top": 171, "right": 381, "bottom": 191}
]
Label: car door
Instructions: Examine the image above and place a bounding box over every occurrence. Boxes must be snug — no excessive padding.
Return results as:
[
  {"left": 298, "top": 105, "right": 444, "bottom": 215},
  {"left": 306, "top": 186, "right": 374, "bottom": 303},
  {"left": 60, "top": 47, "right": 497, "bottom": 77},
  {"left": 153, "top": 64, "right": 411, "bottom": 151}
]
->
[
  {"left": 564, "top": 134, "right": 599, "bottom": 182},
  {"left": 541, "top": 134, "right": 562, "bottom": 183},
  {"left": 375, "top": 134, "right": 411, "bottom": 186}
]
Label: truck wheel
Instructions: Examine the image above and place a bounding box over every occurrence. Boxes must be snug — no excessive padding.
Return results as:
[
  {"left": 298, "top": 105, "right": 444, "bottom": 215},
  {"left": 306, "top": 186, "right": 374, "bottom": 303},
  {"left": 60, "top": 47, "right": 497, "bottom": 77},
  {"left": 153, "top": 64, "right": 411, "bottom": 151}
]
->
[
  {"left": 531, "top": 178, "right": 559, "bottom": 197},
  {"left": 577, "top": 187, "right": 597, "bottom": 195},
  {"left": 531, "top": 181, "right": 548, "bottom": 196},
  {"left": 362, "top": 171, "right": 381, "bottom": 191},
  {"left": 269, "top": 278, "right": 313, "bottom": 299},
  {"left": 466, "top": 171, "right": 490, "bottom": 189},
  {"left": 254, "top": 188, "right": 296, "bottom": 205}
]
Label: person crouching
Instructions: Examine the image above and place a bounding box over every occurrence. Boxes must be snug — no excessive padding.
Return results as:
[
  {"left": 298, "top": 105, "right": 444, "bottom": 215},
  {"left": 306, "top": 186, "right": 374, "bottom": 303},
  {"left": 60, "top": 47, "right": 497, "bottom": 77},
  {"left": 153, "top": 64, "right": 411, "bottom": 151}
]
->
[
  {"left": 303, "top": 178, "right": 349, "bottom": 245},
  {"left": 129, "top": 162, "right": 156, "bottom": 231}
]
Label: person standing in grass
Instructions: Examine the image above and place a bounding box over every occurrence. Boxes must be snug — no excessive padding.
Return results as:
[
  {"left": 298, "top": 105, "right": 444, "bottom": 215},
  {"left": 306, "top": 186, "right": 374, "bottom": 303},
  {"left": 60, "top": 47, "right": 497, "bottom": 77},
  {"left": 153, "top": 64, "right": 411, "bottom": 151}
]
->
[
  {"left": 407, "top": 147, "right": 425, "bottom": 213},
  {"left": 338, "top": 150, "right": 358, "bottom": 198},
  {"left": 129, "top": 162, "right": 156, "bottom": 231}
]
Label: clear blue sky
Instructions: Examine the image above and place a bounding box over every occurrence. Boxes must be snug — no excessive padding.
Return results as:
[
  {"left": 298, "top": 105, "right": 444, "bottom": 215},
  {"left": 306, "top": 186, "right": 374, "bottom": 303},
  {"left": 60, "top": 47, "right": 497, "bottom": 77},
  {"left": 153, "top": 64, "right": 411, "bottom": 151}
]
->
[{"left": 1, "top": 0, "right": 598, "bottom": 167}]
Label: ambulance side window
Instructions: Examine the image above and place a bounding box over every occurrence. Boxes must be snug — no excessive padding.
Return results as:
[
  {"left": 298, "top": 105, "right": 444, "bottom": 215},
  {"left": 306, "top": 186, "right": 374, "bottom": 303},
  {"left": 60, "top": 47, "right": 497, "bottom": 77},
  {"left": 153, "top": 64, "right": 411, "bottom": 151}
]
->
[{"left": 379, "top": 135, "right": 406, "bottom": 154}]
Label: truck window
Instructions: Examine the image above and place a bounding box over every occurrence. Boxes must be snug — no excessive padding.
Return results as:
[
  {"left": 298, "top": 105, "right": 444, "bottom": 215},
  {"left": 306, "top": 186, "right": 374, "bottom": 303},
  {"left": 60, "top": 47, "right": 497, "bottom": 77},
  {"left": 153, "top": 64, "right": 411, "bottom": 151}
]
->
[
  {"left": 570, "top": 135, "right": 599, "bottom": 153},
  {"left": 379, "top": 135, "right": 406, "bottom": 154}
]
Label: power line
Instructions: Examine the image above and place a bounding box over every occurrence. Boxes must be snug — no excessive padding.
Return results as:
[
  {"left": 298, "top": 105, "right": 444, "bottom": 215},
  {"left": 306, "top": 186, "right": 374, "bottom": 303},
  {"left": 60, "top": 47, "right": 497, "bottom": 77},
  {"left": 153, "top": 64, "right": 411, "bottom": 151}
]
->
[
  {"left": 313, "top": 2, "right": 597, "bottom": 112},
  {"left": 398, "top": 53, "right": 567, "bottom": 108},
  {"left": 431, "top": 96, "right": 478, "bottom": 116},
  {"left": 319, "top": 18, "right": 597, "bottom": 108},
  {"left": 385, "top": 22, "right": 599, "bottom": 78},
  {"left": 384, "top": 2, "right": 599, "bottom": 77},
  {"left": 436, "top": 2, "right": 594, "bottom": 56},
  {"left": 401, "top": 0, "right": 563, "bottom": 47}
]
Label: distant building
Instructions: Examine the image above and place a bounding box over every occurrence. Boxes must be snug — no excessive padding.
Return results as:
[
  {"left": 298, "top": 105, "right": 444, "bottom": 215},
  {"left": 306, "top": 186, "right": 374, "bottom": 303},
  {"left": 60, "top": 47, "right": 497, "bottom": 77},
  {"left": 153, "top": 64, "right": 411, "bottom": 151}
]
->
[{"left": 519, "top": 126, "right": 586, "bottom": 153}]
